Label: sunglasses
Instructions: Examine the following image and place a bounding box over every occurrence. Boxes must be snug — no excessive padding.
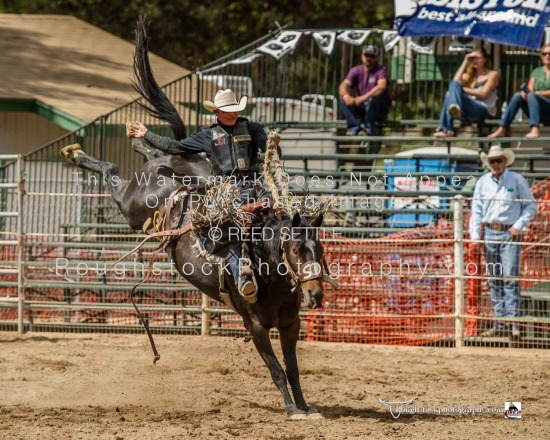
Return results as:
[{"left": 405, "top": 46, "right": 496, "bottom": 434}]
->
[
  {"left": 542, "top": 52, "right": 550, "bottom": 57},
  {"left": 489, "top": 158, "right": 504, "bottom": 164},
  {"left": 364, "top": 53, "right": 376, "bottom": 58}
]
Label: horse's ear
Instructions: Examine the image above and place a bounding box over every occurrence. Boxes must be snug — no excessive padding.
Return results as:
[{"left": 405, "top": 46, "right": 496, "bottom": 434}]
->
[
  {"left": 309, "top": 214, "right": 323, "bottom": 228},
  {"left": 291, "top": 212, "right": 301, "bottom": 228}
]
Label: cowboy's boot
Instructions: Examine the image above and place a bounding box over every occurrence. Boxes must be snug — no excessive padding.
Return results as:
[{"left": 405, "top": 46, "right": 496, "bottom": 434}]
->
[{"left": 239, "top": 262, "right": 257, "bottom": 304}]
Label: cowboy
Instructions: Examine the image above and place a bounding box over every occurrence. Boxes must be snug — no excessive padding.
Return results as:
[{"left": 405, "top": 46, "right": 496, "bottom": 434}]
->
[
  {"left": 129, "top": 89, "right": 270, "bottom": 303},
  {"left": 469, "top": 145, "right": 537, "bottom": 339}
]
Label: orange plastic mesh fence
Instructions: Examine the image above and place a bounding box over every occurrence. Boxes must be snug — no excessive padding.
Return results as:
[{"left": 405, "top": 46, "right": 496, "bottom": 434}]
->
[{"left": 305, "top": 226, "right": 456, "bottom": 345}]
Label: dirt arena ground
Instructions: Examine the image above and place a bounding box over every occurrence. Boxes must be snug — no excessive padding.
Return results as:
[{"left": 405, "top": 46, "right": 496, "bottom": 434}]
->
[{"left": 1, "top": 332, "right": 547, "bottom": 439}]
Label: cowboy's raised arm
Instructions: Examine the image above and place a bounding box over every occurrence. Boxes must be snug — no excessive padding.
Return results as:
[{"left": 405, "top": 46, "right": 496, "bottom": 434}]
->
[
  {"left": 128, "top": 119, "right": 210, "bottom": 155},
  {"left": 144, "top": 128, "right": 211, "bottom": 155}
]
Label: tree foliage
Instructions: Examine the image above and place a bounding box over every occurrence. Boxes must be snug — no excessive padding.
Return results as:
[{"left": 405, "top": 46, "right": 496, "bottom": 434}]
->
[{"left": 1, "top": 0, "right": 394, "bottom": 68}]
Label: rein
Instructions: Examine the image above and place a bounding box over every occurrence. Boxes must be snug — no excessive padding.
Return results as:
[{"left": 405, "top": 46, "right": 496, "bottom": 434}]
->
[{"left": 117, "top": 189, "right": 273, "bottom": 363}]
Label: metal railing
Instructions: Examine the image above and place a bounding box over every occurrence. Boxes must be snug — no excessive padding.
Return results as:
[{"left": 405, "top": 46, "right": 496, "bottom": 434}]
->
[{"left": 0, "top": 155, "right": 25, "bottom": 333}]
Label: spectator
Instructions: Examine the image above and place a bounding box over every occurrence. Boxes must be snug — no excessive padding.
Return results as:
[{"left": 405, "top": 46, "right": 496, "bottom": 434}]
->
[
  {"left": 434, "top": 47, "right": 499, "bottom": 137},
  {"left": 469, "top": 145, "right": 537, "bottom": 338},
  {"left": 338, "top": 45, "right": 390, "bottom": 136},
  {"left": 129, "top": 89, "right": 270, "bottom": 303},
  {"left": 488, "top": 43, "right": 550, "bottom": 139}
]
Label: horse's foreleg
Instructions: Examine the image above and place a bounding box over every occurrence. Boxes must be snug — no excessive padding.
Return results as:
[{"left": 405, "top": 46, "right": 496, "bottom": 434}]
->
[
  {"left": 279, "top": 318, "right": 324, "bottom": 418},
  {"left": 250, "top": 326, "right": 306, "bottom": 419}
]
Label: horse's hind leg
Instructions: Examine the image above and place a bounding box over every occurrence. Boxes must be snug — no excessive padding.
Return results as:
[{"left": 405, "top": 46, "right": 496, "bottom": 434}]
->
[
  {"left": 60, "top": 144, "right": 128, "bottom": 206},
  {"left": 131, "top": 138, "right": 167, "bottom": 161},
  {"left": 125, "top": 122, "right": 168, "bottom": 161},
  {"left": 279, "top": 318, "right": 324, "bottom": 418},
  {"left": 249, "top": 325, "right": 306, "bottom": 419}
]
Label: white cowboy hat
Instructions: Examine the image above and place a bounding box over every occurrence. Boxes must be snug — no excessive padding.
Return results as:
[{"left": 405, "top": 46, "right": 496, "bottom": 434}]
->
[
  {"left": 203, "top": 89, "right": 247, "bottom": 113},
  {"left": 480, "top": 144, "right": 515, "bottom": 167}
]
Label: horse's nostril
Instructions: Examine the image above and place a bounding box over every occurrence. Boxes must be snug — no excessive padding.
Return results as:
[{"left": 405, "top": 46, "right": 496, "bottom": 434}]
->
[{"left": 308, "top": 289, "right": 312, "bottom": 294}]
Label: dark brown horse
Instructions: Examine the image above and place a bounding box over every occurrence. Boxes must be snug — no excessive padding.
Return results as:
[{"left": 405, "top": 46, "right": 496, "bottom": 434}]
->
[{"left": 59, "top": 18, "right": 328, "bottom": 419}]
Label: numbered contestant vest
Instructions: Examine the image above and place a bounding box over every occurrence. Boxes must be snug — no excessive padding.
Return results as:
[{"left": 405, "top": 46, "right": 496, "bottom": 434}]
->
[{"left": 209, "top": 118, "right": 260, "bottom": 175}]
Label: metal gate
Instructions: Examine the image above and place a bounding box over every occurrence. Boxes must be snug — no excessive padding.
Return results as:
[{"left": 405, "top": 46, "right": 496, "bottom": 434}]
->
[{"left": 0, "top": 155, "right": 25, "bottom": 333}]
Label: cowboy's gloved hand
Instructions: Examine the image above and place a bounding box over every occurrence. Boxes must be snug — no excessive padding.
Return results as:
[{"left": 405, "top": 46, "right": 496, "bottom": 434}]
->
[{"left": 129, "top": 121, "right": 148, "bottom": 138}]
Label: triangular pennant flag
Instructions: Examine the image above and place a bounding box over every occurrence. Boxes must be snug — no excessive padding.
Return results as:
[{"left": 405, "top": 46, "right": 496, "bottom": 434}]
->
[
  {"left": 312, "top": 31, "right": 336, "bottom": 55},
  {"left": 448, "top": 36, "right": 476, "bottom": 53},
  {"left": 382, "top": 31, "right": 400, "bottom": 52},
  {"left": 257, "top": 31, "right": 302, "bottom": 60},
  {"left": 336, "top": 30, "right": 371, "bottom": 46},
  {"left": 409, "top": 36, "right": 437, "bottom": 55}
]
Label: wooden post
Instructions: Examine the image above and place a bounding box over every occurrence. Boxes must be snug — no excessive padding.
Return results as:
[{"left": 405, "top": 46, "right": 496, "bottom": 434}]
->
[
  {"left": 201, "top": 293, "right": 210, "bottom": 336},
  {"left": 454, "top": 195, "right": 465, "bottom": 348}
]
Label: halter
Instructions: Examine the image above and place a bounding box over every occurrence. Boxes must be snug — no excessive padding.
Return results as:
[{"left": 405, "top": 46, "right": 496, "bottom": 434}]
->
[{"left": 280, "top": 238, "right": 336, "bottom": 292}]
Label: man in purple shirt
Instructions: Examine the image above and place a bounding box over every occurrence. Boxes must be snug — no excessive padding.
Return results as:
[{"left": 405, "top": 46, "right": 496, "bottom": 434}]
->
[{"left": 338, "top": 45, "right": 390, "bottom": 136}]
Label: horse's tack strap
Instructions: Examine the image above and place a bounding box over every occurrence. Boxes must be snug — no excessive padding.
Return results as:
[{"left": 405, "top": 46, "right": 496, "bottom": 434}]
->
[
  {"left": 114, "top": 224, "right": 192, "bottom": 265},
  {"left": 218, "top": 258, "right": 237, "bottom": 312},
  {"left": 219, "top": 291, "right": 237, "bottom": 313},
  {"left": 129, "top": 245, "right": 164, "bottom": 364},
  {"left": 125, "top": 195, "right": 268, "bottom": 267},
  {"left": 164, "top": 186, "right": 192, "bottom": 232}
]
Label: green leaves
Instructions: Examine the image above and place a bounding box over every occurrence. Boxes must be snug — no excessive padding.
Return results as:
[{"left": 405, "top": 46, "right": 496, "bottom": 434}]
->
[{"left": 2, "top": 0, "right": 394, "bottom": 68}]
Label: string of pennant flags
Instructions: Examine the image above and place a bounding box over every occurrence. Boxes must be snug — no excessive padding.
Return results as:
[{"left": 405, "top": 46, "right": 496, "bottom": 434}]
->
[{"left": 201, "top": 27, "right": 550, "bottom": 72}]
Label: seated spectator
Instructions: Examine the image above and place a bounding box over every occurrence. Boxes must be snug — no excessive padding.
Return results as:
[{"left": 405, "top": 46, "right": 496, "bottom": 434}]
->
[
  {"left": 338, "top": 45, "right": 390, "bottom": 136},
  {"left": 488, "top": 43, "right": 550, "bottom": 139},
  {"left": 434, "top": 47, "right": 499, "bottom": 137}
]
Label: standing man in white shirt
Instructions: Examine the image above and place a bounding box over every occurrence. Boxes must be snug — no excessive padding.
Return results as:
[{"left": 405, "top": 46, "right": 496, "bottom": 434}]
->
[{"left": 469, "top": 145, "right": 538, "bottom": 339}]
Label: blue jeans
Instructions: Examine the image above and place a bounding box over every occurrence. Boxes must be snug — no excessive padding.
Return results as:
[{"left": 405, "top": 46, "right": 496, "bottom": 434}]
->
[
  {"left": 484, "top": 228, "right": 521, "bottom": 330},
  {"left": 437, "top": 80, "right": 489, "bottom": 132},
  {"left": 500, "top": 91, "right": 550, "bottom": 128},
  {"left": 525, "top": 92, "right": 550, "bottom": 127},
  {"left": 227, "top": 250, "right": 248, "bottom": 287},
  {"left": 339, "top": 95, "right": 388, "bottom": 135},
  {"left": 500, "top": 92, "right": 528, "bottom": 128}
]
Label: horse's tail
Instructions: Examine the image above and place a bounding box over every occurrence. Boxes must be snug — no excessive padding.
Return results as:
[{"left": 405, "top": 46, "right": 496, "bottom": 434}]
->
[{"left": 132, "top": 16, "right": 186, "bottom": 140}]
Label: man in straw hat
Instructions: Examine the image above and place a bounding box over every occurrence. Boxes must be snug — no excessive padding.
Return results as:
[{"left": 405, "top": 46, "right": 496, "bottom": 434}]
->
[
  {"left": 469, "top": 145, "right": 537, "bottom": 339},
  {"left": 129, "top": 89, "right": 270, "bottom": 303}
]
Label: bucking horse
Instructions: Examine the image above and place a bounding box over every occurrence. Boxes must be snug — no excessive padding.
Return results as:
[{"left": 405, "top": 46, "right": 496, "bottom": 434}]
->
[{"left": 60, "top": 18, "right": 332, "bottom": 419}]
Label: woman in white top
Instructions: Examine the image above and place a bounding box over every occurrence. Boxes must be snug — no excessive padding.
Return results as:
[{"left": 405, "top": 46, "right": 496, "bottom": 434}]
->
[{"left": 434, "top": 47, "right": 499, "bottom": 137}]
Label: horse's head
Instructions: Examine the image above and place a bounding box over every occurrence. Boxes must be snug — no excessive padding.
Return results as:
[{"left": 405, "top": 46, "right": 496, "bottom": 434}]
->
[{"left": 282, "top": 212, "right": 325, "bottom": 309}]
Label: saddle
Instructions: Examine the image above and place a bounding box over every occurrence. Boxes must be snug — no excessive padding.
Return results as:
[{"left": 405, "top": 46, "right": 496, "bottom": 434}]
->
[{"left": 141, "top": 184, "right": 195, "bottom": 237}]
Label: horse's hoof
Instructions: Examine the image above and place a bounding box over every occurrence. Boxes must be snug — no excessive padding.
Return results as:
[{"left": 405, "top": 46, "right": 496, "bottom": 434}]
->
[
  {"left": 307, "top": 410, "right": 325, "bottom": 419},
  {"left": 60, "top": 144, "right": 82, "bottom": 161},
  {"left": 125, "top": 121, "right": 133, "bottom": 138},
  {"left": 288, "top": 411, "right": 309, "bottom": 420}
]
